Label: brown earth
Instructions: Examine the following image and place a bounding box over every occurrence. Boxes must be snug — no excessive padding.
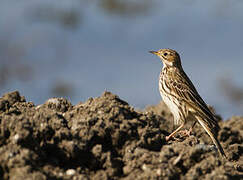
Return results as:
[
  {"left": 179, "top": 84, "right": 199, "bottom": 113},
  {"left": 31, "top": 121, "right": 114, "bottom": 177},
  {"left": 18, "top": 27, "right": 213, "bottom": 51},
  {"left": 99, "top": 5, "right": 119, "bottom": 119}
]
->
[{"left": 0, "top": 91, "right": 242, "bottom": 180}]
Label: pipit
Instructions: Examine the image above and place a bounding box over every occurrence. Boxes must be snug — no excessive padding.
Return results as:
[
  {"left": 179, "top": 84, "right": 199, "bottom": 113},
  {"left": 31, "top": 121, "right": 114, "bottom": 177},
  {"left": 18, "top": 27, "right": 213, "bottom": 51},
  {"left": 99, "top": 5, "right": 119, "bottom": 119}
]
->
[{"left": 149, "top": 49, "right": 226, "bottom": 157}]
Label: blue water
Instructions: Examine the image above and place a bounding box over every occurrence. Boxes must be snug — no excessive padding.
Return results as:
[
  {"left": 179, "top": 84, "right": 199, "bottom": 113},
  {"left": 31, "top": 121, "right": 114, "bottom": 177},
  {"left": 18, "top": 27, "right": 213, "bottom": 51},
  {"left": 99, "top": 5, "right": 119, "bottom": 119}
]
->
[{"left": 0, "top": 0, "right": 243, "bottom": 119}]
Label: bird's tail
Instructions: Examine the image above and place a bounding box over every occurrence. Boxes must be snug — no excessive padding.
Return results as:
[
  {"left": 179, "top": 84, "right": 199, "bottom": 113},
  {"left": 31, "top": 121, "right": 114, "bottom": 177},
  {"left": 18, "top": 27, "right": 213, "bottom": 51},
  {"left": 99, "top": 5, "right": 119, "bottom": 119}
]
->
[{"left": 196, "top": 116, "right": 226, "bottom": 158}]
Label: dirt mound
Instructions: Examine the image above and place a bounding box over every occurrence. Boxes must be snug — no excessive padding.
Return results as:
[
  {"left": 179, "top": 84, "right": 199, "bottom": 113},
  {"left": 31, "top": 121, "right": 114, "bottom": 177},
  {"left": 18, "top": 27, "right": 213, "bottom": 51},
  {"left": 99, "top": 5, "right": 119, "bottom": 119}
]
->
[{"left": 0, "top": 91, "right": 242, "bottom": 179}]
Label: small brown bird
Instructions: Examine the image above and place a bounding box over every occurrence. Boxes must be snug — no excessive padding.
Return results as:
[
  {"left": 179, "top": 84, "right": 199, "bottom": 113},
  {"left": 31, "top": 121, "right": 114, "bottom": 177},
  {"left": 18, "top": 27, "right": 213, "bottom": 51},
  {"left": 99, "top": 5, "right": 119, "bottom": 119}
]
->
[{"left": 149, "top": 48, "right": 226, "bottom": 157}]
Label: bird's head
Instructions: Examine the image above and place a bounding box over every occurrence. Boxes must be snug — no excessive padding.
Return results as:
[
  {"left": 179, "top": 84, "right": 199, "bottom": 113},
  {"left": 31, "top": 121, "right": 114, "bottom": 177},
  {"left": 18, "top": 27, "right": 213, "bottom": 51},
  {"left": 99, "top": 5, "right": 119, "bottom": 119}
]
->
[{"left": 149, "top": 49, "right": 181, "bottom": 68}]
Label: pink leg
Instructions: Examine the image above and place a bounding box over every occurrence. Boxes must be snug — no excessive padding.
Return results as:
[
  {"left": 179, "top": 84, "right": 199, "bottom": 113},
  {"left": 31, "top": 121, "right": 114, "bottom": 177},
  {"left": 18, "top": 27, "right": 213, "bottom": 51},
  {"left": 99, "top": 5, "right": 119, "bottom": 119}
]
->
[
  {"left": 166, "top": 123, "right": 185, "bottom": 141},
  {"left": 179, "top": 129, "right": 192, "bottom": 137},
  {"left": 179, "top": 121, "right": 197, "bottom": 137},
  {"left": 188, "top": 121, "right": 197, "bottom": 135}
]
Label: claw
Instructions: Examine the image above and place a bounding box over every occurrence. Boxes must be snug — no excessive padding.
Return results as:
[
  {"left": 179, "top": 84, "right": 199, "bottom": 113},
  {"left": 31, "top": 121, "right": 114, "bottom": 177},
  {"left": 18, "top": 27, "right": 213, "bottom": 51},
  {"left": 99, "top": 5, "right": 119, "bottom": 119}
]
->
[
  {"left": 165, "top": 136, "right": 171, "bottom": 141},
  {"left": 179, "top": 128, "right": 193, "bottom": 137},
  {"left": 166, "top": 135, "right": 181, "bottom": 142}
]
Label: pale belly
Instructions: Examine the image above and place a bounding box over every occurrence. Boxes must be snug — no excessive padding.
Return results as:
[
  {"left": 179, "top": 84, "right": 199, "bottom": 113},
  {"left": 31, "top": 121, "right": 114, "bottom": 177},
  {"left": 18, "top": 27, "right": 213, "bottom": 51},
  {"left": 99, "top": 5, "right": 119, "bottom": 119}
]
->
[{"left": 159, "top": 80, "right": 181, "bottom": 125}]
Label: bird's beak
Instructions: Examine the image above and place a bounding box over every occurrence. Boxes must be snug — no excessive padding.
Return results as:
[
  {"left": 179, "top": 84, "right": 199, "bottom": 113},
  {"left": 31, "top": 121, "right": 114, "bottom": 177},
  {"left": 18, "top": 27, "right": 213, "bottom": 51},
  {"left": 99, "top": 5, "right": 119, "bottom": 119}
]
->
[{"left": 149, "top": 50, "right": 158, "bottom": 55}]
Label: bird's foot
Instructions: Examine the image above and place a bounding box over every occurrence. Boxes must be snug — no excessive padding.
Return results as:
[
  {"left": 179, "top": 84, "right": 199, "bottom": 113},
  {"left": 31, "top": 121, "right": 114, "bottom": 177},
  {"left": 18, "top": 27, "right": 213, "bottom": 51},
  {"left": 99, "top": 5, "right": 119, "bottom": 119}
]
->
[
  {"left": 165, "top": 135, "right": 181, "bottom": 141},
  {"left": 178, "top": 128, "right": 193, "bottom": 137},
  {"left": 165, "top": 135, "right": 171, "bottom": 141}
]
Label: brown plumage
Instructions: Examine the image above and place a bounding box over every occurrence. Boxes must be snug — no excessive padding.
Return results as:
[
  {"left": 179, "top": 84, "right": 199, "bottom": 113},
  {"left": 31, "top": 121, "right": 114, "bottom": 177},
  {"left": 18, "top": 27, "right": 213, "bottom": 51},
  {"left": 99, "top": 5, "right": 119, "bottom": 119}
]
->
[{"left": 150, "top": 48, "right": 226, "bottom": 157}]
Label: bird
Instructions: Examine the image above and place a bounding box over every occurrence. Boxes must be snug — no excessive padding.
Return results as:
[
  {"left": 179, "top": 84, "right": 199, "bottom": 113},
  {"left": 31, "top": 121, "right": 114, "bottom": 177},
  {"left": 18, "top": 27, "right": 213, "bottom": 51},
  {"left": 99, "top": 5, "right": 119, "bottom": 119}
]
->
[{"left": 149, "top": 48, "right": 226, "bottom": 157}]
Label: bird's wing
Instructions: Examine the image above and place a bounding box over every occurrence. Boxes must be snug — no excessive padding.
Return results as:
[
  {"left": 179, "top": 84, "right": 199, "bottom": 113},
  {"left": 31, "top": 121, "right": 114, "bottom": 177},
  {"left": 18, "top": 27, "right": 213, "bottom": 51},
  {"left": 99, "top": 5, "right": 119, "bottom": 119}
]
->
[{"left": 166, "top": 69, "right": 219, "bottom": 130}]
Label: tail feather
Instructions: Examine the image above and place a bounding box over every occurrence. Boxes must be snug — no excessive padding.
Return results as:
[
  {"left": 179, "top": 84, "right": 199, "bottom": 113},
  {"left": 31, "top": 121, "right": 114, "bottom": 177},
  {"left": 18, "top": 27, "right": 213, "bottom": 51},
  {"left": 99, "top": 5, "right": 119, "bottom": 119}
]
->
[{"left": 196, "top": 116, "right": 226, "bottom": 158}]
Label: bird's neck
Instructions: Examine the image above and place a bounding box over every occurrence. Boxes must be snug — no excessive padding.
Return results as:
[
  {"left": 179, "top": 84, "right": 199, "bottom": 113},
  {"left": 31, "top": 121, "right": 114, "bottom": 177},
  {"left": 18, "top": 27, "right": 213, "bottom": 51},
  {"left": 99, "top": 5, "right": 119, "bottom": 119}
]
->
[{"left": 162, "top": 64, "right": 182, "bottom": 72}]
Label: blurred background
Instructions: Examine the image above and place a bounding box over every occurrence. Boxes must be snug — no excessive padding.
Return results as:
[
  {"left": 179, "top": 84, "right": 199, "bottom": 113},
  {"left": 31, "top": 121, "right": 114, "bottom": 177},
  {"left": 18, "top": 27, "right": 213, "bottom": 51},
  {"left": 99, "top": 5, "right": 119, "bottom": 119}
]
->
[{"left": 0, "top": 0, "right": 243, "bottom": 119}]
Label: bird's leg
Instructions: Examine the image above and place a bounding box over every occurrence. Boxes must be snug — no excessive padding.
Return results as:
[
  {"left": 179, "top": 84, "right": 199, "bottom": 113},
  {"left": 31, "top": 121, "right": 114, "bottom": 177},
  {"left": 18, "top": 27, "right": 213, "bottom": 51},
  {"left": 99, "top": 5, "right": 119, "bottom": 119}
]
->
[
  {"left": 178, "top": 121, "right": 197, "bottom": 137},
  {"left": 166, "top": 122, "right": 185, "bottom": 141},
  {"left": 189, "top": 121, "right": 197, "bottom": 134},
  {"left": 179, "top": 121, "right": 197, "bottom": 137}
]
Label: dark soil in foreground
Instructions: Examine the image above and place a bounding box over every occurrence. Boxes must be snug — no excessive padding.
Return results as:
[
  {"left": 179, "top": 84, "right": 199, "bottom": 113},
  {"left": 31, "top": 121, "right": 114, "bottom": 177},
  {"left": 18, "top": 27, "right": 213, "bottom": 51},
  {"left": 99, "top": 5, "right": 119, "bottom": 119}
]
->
[{"left": 0, "top": 91, "right": 242, "bottom": 180}]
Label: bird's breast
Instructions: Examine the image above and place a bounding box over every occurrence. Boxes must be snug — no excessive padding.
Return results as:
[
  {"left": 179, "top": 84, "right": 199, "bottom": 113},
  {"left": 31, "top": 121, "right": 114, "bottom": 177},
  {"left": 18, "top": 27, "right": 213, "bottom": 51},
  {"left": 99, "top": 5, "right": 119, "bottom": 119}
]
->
[{"left": 159, "top": 76, "right": 181, "bottom": 125}]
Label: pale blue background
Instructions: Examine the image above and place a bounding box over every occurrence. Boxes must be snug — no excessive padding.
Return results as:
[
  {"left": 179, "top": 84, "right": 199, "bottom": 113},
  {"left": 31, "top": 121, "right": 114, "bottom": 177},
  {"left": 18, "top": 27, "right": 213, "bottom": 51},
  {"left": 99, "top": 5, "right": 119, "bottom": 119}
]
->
[{"left": 0, "top": 0, "right": 243, "bottom": 119}]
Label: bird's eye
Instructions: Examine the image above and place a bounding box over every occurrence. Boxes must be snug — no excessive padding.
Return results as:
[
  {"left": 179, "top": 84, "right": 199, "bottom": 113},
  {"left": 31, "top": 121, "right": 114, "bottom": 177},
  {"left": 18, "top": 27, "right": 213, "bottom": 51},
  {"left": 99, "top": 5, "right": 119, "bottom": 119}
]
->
[{"left": 164, "top": 53, "right": 168, "bottom": 56}]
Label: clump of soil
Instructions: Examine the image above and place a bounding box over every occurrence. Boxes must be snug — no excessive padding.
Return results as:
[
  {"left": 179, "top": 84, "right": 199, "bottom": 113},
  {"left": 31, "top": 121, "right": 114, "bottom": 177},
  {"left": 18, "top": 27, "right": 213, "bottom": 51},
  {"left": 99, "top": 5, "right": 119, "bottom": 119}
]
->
[{"left": 0, "top": 91, "right": 242, "bottom": 179}]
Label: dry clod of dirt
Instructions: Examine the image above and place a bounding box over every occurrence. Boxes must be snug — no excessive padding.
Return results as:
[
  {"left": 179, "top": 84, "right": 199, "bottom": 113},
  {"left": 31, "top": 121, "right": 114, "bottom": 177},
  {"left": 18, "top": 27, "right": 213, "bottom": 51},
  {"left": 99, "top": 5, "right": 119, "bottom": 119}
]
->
[{"left": 0, "top": 91, "right": 242, "bottom": 179}]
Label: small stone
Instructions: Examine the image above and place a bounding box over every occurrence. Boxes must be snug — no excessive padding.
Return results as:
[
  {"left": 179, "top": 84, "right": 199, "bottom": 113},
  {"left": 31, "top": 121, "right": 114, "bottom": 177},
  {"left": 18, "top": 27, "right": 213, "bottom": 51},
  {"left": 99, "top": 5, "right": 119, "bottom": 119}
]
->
[
  {"left": 142, "top": 164, "right": 149, "bottom": 171},
  {"left": 156, "top": 168, "right": 162, "bottom": 176},
  {"left": 66, "top": 169, "right": 76, "bottom": 176},
  {"left": 13, "top": 134, "right": 20, "bottom": 143}
]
